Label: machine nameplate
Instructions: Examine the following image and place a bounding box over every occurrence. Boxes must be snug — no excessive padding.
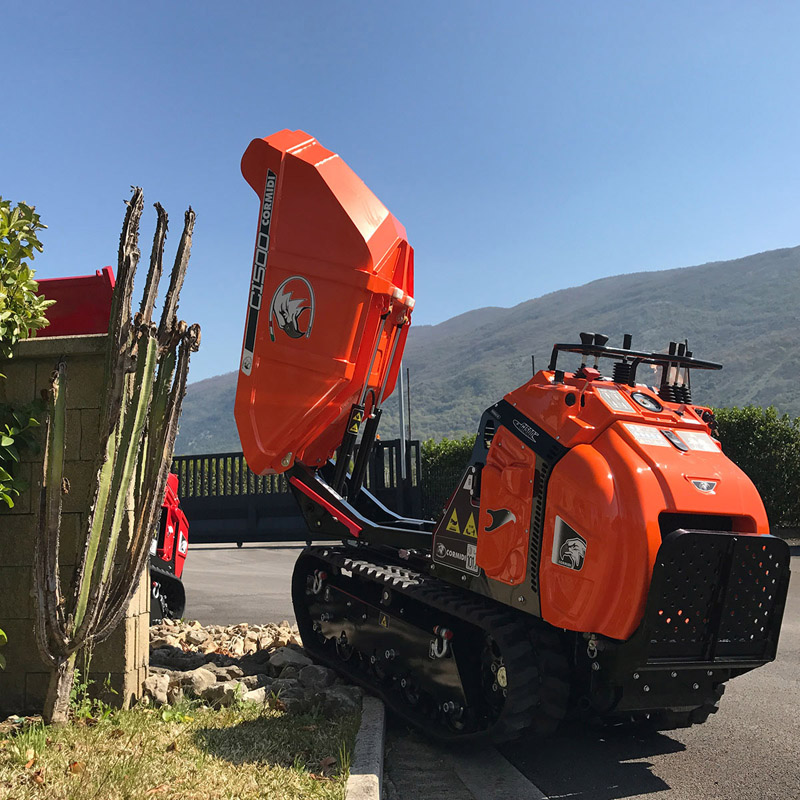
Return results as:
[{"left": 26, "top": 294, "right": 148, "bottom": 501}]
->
[
  {"left": 596, "top": 387, "right": 635, "bottom": 412},
  {"left": 241, "top": 168, "right": 278, "bottom": 375},
  {"left": 680, "top": 431, "right": 720, "bottom": 452},
  {"left": 625, "top": 423, "right": 671, "bottom": 447}
]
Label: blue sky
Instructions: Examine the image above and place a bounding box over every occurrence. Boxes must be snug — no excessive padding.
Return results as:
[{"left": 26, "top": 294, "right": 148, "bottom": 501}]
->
[{"left": 6, "top": 2, "right": 800, "bottom": 382}]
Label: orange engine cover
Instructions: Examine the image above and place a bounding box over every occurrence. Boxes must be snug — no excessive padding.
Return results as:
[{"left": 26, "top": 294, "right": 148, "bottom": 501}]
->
[
  {"left": 235, "top": 130, "right": 414, "bottom": 474},
  {"left": 476, "top": 426, "right": 536, "bottom": 585}
]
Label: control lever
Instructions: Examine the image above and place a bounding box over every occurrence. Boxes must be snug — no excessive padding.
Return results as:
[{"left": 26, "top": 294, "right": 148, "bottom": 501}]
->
[
  {"left": 578, "top": 332, "right": 595, "bottom": 374},
  {"left": 593, "top": 333, "right": 609, "bottom": 368}
]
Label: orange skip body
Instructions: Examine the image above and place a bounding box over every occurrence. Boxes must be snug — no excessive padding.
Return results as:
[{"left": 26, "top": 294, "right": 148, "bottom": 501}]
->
[{"left": 235, "top": 130, "right": 413, "bottom": 475}]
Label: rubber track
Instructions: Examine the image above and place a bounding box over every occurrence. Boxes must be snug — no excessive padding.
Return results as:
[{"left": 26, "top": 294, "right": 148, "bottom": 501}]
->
[{"left": 293, "top": 546, "right": 569, "bottom": 743}]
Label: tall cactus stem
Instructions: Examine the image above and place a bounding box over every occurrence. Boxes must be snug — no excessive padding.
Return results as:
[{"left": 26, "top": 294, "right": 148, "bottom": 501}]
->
[{"left": 33, "top": 188, "right": 200, "bottom": 723}]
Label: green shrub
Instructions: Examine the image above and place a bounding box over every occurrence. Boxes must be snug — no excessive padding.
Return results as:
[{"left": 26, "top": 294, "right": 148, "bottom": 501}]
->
[
  {"left": 0, "top": 198, "right": 51, "bottom": 361},
  {"left": 0, "top": 199, "right": 51, "bottom": 507},
  {"left": 714, "top": 406, "right": 800, "bottom": 528},
  {"left": 0, "top": 398, "right": 44, "bottom": 507},
  {"left": 421, "top": 433, "right": 476, "bottom": 473},
  {"left": 420, "top": 434, "right": 476, "bottom": 518}
]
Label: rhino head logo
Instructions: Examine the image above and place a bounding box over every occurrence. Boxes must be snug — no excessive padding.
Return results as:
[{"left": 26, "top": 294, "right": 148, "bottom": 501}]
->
[{"left": 269, "top": 277, "right": 315, "bottom": 341}]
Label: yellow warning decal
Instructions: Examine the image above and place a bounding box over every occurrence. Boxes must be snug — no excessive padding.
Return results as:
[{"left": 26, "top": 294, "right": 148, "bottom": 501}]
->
[
  {"left": 446, "top": 509, "right": 460, "bottom": 534},
  {"left": 348, "top": 410, "right": 364, "bottom": 434},
  {"left": 464, "top": 513, "right": 477, "bottom": 538},
  {"left": 379, "top": 613, "right": 389, "bottom": 628}
]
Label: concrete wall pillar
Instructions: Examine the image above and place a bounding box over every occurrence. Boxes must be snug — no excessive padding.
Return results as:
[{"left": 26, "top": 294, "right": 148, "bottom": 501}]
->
[{"left": 0, "top": 334, "right": 149, "bottom": 715}]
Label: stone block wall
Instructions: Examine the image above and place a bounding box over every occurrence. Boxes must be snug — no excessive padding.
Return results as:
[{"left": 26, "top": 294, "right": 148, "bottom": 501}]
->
[{"left": 0, "top": 334, "right": 149, "bottom": 716}]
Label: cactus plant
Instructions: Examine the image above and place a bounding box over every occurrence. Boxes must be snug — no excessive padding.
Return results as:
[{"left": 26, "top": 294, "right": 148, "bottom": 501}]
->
[{"left": 32, "top": 189, "right": 201, "bottom": 724}]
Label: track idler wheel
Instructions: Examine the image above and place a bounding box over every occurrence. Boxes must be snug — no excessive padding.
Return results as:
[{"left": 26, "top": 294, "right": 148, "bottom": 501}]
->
[{"left": 334, "top": 632, "right": 354, "bottom": 662}]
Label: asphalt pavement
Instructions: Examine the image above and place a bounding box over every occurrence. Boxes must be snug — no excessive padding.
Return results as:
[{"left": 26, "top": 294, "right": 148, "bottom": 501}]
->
[
  {"left": 499, "top": 553, "right": 800, "bottom": 800},
  {"left": 182, "top": 542, "right": 798, "bottom": 799},
  {"left": 180, "top": 542, "right": 300, "bottom": 624}
]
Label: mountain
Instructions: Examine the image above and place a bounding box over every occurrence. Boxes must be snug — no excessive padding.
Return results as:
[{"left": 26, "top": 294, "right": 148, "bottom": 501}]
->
[{"left": 175, "top": 245, "right": 800, "bottom": 454}]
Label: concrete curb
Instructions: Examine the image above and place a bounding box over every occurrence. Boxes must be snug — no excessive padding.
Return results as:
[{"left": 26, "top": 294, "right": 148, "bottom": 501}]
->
[{"left": 346, "top": 696, "right": 385, "bottom": 800}]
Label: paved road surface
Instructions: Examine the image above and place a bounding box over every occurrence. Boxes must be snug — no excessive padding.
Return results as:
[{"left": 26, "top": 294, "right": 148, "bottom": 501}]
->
[
  {"left": 500, "top": 553, "right": 800, "bottom": 800},
  {"left": 183, "top": 541, "right": 798, "bottom": 799},
  {"left": 180, "top": 542, "right": 301, "bottom": 624}
]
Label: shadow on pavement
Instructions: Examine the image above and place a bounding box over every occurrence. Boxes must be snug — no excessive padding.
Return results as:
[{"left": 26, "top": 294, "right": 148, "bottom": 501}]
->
[{"left": 500, "top": 720, "right": 686, "bottom": 800}]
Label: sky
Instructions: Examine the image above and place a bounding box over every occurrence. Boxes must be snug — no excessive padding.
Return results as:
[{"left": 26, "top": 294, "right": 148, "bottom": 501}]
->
[{"left": 5, "top": 2, "right": 800, "bottom": 382}]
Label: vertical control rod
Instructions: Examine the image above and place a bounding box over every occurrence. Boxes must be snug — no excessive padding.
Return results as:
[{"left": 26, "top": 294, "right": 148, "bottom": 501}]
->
[
  {"left": 349, "top": 317, "right": 407, "bottom": 498},
  {"left": 332, "top": 312, "right": 390, "bottom": 494}
]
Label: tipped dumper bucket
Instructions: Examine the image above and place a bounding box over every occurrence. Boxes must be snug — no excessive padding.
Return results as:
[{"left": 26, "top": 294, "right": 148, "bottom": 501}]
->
[{"left": 235, "top": 130, "right": 414, "bottom": 475}]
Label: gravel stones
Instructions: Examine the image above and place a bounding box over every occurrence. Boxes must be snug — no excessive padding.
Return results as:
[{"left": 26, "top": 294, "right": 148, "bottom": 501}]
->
[
  {"left": 271, "top": 678, "right": 300, "bottom": 693},
  {"left": 299, "top": 665, "right": 336, "bottom": 690},
  {"left": 150, "top": 619, "right": 302, "bottom": 658},
  {"left": 241, "top": 674, "right": 271, "bottom": 690},
  {"left": 242, "top": 686, "right": 268, "bottom": 704},
  {"left": 205, "top": 664, "right": 244, "bottom": 681},
  {"left": 144, "top": 619, "right": 362, "bottom": 717},
  {"left": 269, "top": 647, "right": 313, "bottom": 670},
  {"left": 142, "top": 673, "right": 170, "bottom": 706},
  {"left": 150, "top": 645, "right": 206, "bottom": 670},
  {"left": 183, "top": 667, "right": 217, "bottom": 695},
  {"left": 202, "top": 680, "right": 244, "bottom": 707},
  {"left": 184, "top": 629, "right": 209, "bottom": 646},
  {"left": 150, "top": 635, "right": 180, "bottom": 650},
  {"left": 322, "top": 685, "right": 362, "bottom": 715},
  {"left": 278, "top": 665, "right": 300, "bottom": 680}
]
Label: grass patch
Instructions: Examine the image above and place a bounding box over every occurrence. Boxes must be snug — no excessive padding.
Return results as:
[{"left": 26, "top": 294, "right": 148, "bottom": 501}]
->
[{"left": 0, "top": 700, "right": 360, "bottom": 799}]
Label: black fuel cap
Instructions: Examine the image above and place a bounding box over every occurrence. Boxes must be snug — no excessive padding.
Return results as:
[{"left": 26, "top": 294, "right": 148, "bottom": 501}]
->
[{"left": 661, "top": 429, "right": 689, "bottom": 451}]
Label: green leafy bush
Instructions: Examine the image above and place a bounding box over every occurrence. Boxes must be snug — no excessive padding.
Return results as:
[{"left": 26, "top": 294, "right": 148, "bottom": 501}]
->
[
  {"left": 421, "top": 433, "right": 476, "bottom": 472},
  {"left": 714, "top": 406, "right": 800, "bottom": 528},
  {"left": 420, "top": 433, "right": 476, "bottom": 518},
  {"left": 0, "top": 198, "right": 51, "bottom": 360},
  {"left": 0, "top": 398, "right": 44, "bottom": 507},
  {"left": 0, "top": 199, "right": 51, "bottom": 507}
]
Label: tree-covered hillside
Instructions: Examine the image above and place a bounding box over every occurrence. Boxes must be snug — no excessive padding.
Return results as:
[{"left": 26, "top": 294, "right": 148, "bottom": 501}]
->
[{"left": 175, "top": 245, "right": 800, "bottom": 454}]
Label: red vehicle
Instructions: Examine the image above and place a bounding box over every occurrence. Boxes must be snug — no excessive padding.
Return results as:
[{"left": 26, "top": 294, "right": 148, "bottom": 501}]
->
[
  {"left": 36, "top": 270, "right": 189, "bottom": 622},
  {"left": 234, "top": 130, "right": 790, "bottom": 742},
  {"left": 149, "top": 472, "right": 189, "bottom": 621}
]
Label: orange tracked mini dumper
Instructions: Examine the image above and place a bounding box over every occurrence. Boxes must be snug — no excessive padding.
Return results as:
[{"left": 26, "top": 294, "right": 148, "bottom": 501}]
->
[{"left": 234, "top": 130, "right": 791, "bottom": 741}]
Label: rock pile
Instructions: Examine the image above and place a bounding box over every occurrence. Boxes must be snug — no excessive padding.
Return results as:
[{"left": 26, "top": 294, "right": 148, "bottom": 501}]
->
[
  {"left": 149, "top": 618, "right": 302, "bottom": 657},
  {"left": 145, "top": 619, "right": 361, "bottom": 716}
]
